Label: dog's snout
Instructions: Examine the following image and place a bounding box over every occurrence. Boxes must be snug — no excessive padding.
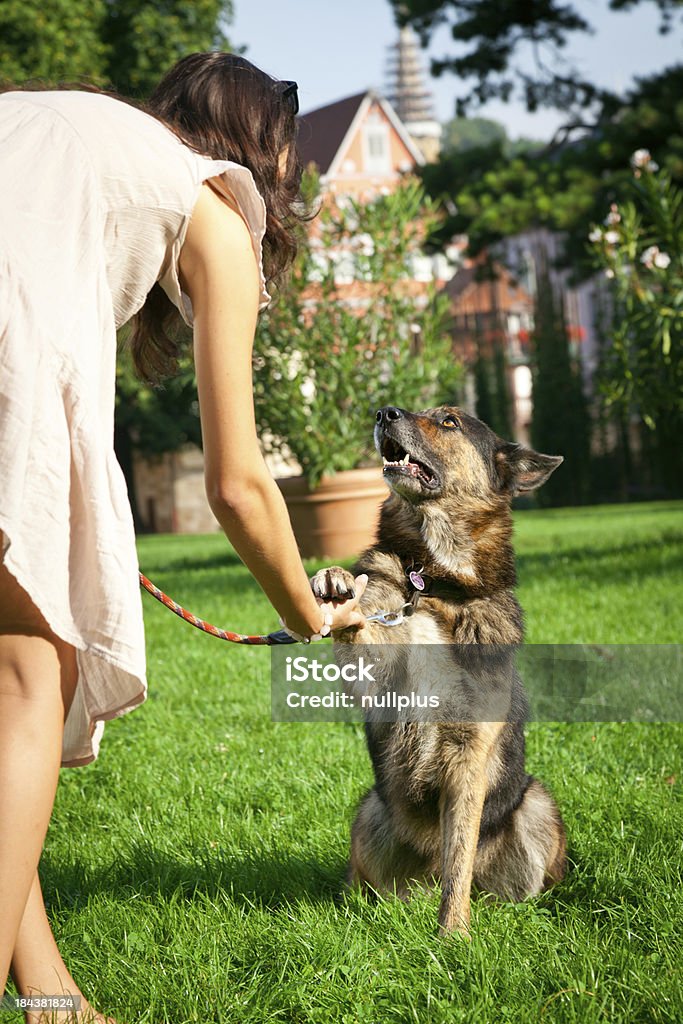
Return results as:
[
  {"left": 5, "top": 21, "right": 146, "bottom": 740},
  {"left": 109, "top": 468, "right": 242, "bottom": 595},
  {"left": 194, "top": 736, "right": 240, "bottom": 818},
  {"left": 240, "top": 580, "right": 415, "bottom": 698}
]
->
[{"left": 376, "top": 406, "right": 404, "bottom": 426}]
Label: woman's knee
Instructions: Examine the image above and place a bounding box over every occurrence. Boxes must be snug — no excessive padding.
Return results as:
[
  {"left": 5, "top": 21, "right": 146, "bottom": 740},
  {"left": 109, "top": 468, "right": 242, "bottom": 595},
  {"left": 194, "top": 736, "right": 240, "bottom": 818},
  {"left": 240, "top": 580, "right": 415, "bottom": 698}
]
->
[
  {"left": 0, "top": 558, "right": 78, "bottom": 715},
  {"left": 0, "top": 634, "right": 67, "bottom": 711}
]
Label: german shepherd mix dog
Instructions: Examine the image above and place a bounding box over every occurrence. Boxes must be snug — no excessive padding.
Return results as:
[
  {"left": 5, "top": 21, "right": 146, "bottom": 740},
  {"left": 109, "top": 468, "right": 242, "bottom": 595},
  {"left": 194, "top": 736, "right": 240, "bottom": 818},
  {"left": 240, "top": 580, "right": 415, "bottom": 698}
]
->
[{"left": 311, "top": 405, "right": 567, "bottom": 935}]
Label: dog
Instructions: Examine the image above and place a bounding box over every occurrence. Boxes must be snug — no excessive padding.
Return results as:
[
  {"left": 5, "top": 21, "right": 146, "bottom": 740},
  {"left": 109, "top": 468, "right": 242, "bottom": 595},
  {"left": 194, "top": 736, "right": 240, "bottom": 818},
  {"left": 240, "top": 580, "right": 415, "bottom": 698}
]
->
[{"left": 311, "top": 405, "right": 567, "bottom": 936}]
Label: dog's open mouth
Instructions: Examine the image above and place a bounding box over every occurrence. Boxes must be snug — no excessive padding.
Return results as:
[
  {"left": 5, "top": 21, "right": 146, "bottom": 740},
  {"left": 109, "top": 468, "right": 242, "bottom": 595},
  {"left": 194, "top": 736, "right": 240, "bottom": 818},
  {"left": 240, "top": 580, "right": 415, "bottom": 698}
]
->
[{"left": 381, "top": 437, "right": 438, "bottom": 488}]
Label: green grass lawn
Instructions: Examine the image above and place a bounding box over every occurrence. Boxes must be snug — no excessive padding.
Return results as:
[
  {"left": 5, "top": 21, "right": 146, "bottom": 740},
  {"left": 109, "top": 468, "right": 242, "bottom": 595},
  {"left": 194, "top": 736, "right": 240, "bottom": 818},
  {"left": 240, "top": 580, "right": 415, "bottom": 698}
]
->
[{"left": 31, "top": 502, "right": 683, "bottom": 1022}]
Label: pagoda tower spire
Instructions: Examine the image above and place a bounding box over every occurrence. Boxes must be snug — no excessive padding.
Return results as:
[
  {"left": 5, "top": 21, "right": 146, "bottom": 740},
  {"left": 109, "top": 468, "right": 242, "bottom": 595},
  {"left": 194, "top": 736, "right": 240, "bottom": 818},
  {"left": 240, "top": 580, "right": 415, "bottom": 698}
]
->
[{"left": 385, "top": 25, "right": 442, "bottom": 162}]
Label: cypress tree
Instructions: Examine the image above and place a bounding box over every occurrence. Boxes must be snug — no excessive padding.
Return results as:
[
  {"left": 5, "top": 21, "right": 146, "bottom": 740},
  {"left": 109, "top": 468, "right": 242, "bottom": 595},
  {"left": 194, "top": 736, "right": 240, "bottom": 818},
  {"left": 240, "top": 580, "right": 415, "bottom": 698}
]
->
[
  {"left": 530, "top": 258, "right": 590, "bottom": 506},
  {"left": 474, "top": 352, "right": 495, "bottom": 427},
  {"left": 473, "top": 320, "right": 495, "bottom": 428},
  {"left": 491, "top": 342, "right": 513, "bottom": 439}
]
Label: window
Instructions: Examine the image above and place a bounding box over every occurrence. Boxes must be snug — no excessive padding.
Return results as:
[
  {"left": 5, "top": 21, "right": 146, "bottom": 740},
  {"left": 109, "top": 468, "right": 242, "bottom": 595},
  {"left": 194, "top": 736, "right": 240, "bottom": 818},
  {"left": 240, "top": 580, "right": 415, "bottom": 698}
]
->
[{"left": 363, "top": 122, "right": 391, "bottom": 174}]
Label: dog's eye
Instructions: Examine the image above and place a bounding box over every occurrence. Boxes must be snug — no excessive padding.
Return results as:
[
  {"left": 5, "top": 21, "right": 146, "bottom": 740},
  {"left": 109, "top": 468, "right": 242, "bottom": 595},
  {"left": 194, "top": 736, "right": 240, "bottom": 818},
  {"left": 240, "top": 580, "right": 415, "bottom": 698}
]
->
[{"left": 442, "top": 417, "right": 461, "bottom": 430}]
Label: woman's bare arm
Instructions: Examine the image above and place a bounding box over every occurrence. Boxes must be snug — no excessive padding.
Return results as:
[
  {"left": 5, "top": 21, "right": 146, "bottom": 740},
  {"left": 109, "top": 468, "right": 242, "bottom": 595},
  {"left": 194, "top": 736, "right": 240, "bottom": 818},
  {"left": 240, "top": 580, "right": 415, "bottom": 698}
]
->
[{"left": 178, "top": 184, "right": 364, "bottom": 637}]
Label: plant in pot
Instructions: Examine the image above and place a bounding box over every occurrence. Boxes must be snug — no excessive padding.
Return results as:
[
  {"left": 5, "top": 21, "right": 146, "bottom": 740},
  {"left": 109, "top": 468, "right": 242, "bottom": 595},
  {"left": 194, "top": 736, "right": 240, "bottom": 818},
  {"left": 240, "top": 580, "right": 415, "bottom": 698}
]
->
[{"left": 253, "top": 177, "right": 463, "bottom": 559}]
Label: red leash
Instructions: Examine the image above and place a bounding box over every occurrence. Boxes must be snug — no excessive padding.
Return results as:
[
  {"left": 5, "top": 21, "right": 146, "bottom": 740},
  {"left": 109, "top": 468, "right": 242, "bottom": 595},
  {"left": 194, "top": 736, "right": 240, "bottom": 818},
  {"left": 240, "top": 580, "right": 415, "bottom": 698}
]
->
[{"left": 138, "top": 572, "right": 297, "bottom": 645}]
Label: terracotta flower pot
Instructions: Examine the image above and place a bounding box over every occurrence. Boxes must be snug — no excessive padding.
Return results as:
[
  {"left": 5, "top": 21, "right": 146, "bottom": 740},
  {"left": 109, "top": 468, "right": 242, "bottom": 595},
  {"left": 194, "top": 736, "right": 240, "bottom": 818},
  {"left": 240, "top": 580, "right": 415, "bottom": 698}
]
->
[{"left": 276, "top": 466, "right": 388, "bottom": 561}]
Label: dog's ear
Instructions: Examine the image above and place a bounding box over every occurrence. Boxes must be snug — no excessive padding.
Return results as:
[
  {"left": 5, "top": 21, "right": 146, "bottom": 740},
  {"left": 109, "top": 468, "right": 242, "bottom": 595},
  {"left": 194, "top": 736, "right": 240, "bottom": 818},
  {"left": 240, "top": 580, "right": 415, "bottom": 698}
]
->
[{"left": 495, "top": 442, "right": 564, "bottom": 494}]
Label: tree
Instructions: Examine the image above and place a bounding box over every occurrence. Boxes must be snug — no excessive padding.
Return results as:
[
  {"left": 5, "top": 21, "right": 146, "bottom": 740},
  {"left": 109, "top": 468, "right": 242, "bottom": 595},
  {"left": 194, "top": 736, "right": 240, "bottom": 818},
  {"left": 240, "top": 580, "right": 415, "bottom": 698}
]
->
[
  {"left": 492, "top": 343, "right": 513, "bottom": 438},
  {"left": 472, "top": 344, "right": 512, "bottom": 438},
  {"left": 396, "top": 0, "right": 682, "bottom": 503},
  {"left": 102, "top": 0, "right": 232, "bottom": 98},
  {"left": 0, "top": 1, "right": 108, "bottom": 85},
  {"left": 468, "top": 258, "right": 514, "bottom": 439},
  {"left": 391, "top": 0, "right": 683, "bottom": 117},
  {"left": 442, "top": 115, "right": 506, "bottom": 154},
  {"left": 0, "top": 0, "right": 233, "bottom": 97},
  {"left": 253, "top": 179, "right": 462, "bottom": 486},
  {"left": 473, "top": 345, "right": 494, "bottom": 429},
  {"left": 589, "top": 153, "right": 683, "bottom": 495},
  {"left": 530, "top": 257, "right": 590, "bottom": 506},
  {"left": 411, "top": 4, "right": 683, "bottom": 273},
  {"left": 420, "top": 65, "right": 683, "bottom": 272}
]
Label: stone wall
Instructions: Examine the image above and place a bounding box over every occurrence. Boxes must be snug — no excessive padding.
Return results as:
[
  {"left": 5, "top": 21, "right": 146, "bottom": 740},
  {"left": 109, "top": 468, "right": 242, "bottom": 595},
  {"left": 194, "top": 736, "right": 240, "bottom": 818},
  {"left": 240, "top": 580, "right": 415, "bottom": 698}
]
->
[
  {"left": 133, "top": 452, "right": 175, "bottom": 533},
  {"left": 172, "top": 446, "right": 220, "bottom": 534},
  {"left": 133, "top": 444, "right": 301, "bottom": 534}
]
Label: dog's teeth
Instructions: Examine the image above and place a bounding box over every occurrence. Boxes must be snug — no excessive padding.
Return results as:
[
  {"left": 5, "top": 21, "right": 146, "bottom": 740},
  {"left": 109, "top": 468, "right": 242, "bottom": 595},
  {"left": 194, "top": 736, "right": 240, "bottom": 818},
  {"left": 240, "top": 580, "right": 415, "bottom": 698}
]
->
[
  {"left": 382, "top": 457, "right": 389, "bottom": 467},
  {"left": 401, "top": 452, "right": 410, "bottom": 465}
]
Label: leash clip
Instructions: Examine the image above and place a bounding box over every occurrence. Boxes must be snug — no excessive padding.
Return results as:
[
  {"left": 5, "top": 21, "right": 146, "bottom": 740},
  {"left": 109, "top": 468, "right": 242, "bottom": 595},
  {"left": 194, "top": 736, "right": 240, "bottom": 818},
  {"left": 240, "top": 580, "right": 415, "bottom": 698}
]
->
[
  {"left": 366, "top": 610, "right": 404, "bottom": 626},
  {"left": 366, "top": 602, "right": 413, "bottom": 627}
]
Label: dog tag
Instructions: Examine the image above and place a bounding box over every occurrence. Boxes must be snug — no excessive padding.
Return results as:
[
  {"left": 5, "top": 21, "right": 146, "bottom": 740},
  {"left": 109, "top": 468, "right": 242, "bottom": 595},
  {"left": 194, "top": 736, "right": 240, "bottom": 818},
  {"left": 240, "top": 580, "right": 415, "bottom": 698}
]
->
[{"left": 408, "top": 570, "right": 425, "bottom": 591}]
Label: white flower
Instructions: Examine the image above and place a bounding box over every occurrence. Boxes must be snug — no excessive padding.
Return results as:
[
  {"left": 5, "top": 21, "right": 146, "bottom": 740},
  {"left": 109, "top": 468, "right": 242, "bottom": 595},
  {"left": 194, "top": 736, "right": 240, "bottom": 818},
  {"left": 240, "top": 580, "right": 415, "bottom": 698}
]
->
[
  {"left": 605, "top": 268, "right": 615, "bottom": 279},
  {"left": 300, "top": 378, "right": 316, "bottom": 399},
  {"left": 604, "top": 230, "right": 620, "bottom": 245},
  {"left": 631, "top": 149, "right": 652, "bottom": 169},
  {"left": 604, "top": 204, "right": 621, "bottom": 226},
  {"left": 588, "top": 227, "right": 603, "bottom": 243},
  {"left": 286, "top": 350, "right": 304, "bottom": 380},
  {"left": 641, "top": 245, "right": 659, "bottom": 268},
  {"left": 354, "top": 233, "right": 375, "bottom": 256},
  {"left": 631, "top": 149, "right": 659, "bottom": 176},
  {"left": 653, "top": 251, "right": 671, "bottom": 269}
]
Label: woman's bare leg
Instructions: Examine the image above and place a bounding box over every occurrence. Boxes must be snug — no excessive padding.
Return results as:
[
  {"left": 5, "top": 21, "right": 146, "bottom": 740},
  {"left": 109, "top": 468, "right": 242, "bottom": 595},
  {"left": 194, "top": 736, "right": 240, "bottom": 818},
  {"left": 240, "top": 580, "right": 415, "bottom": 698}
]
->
[
  {"left": 0, "top": 580, "right": 67, "bottom": 993},
  {"left": 11, "top": 873, "right": 114, "bottom": 1024},
  {"left": 0, "top": 556, "right": 115, "bottom": 1022}
]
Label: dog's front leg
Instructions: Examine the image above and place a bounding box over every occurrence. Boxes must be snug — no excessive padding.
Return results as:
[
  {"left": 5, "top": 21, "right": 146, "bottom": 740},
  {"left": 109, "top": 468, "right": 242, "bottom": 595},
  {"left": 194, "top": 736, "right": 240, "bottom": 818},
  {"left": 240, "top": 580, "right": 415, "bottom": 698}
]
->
[{"left": 438, "top": 722, "right": 504, "bottom": 936}]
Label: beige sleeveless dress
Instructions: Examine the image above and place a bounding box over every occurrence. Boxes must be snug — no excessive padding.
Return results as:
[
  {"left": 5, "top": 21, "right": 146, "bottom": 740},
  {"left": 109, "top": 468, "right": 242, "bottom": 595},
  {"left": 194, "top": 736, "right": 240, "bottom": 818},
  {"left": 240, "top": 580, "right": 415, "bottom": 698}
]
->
[{"left": 0, "top": 90, "right": 271, "bottom": 766}]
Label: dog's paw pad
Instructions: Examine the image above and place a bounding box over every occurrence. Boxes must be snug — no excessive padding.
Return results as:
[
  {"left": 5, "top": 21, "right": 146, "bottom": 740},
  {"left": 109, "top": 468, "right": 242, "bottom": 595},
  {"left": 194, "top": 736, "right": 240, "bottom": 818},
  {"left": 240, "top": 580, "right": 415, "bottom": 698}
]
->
[{"left": 310, "top": 567, "right": 357, "bottom": 603}]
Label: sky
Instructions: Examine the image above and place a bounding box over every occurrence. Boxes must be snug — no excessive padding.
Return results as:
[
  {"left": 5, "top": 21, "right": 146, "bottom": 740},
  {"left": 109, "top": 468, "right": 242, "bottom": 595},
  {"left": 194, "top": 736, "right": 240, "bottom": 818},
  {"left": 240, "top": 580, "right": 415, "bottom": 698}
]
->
[{"left": 230, "top": 0, "right": 683, "bottom": 141}]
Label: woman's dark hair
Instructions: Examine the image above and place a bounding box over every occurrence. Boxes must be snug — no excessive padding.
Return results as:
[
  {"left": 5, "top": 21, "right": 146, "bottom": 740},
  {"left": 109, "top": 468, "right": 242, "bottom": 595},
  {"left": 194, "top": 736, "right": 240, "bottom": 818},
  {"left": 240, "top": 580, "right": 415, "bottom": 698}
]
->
[{"left": 132, "top": 52, "right": 306, "bottom": 382}]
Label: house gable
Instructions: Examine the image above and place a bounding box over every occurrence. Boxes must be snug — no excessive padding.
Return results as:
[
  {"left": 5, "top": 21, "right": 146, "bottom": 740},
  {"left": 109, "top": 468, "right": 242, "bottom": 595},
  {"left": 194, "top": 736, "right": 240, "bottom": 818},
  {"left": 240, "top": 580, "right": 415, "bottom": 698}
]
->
[{"left": 298, "top": 90, "right": 423, "bottom": 196}]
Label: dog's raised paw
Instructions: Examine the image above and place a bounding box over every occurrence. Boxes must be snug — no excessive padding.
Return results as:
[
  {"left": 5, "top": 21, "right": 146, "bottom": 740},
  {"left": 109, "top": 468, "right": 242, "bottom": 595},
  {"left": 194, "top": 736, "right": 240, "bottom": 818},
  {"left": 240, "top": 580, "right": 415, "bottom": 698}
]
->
[{"left": 310, "top": 566, "right": 357, "bottom": 603}]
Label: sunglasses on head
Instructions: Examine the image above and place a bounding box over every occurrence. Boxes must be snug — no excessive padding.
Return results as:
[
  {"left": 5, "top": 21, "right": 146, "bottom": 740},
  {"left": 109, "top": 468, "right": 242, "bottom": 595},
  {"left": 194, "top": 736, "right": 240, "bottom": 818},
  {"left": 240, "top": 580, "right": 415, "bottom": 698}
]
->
[{"left": 280, "top": 80, "right": 299, "bottom": 116}]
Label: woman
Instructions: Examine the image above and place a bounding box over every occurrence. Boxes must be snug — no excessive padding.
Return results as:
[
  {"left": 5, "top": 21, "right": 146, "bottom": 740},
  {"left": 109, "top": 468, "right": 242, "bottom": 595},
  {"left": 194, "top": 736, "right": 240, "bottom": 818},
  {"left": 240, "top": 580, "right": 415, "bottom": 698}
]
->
[{"left": 0, "top": 52, "right": 366, "bottom": 1020}]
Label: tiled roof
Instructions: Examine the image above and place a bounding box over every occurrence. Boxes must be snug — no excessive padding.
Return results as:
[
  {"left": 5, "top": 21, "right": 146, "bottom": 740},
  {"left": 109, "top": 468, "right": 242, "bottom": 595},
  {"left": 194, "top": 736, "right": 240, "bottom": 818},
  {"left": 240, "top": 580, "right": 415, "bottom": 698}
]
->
[{"left": 297, "top": 92, "right": 367, "bottom": 173}]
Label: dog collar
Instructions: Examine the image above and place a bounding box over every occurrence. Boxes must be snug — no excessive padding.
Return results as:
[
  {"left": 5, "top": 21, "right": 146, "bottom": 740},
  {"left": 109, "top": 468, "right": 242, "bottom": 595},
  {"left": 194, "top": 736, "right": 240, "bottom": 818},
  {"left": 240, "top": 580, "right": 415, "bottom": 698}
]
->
[
  {"left": 404, "top": 562, "right": 468, "bottom": 605},
  {"left": 364, "top": 561, "right": 469, "bottom": 628}
]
